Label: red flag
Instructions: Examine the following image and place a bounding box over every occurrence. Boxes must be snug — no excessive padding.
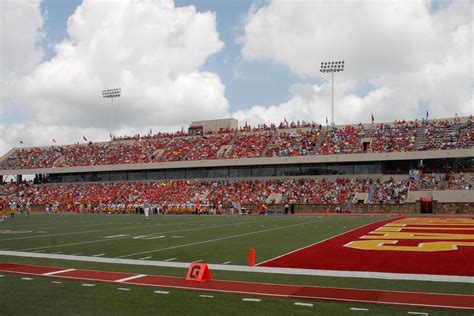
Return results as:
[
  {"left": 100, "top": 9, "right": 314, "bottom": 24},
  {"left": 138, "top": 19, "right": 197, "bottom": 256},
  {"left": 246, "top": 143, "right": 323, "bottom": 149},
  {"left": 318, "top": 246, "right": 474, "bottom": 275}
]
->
[
  {"left": 371, "top": 114, "right": 374, "bottom": 123},
  {"left": 52, "top": 138, "right": 56, "bottom": 143},
  {"left": 426, "top": 110, "right": 429, "bottom": 119},
  {"left": 83, "top": 136, "right": 87, "bottom": 142}
]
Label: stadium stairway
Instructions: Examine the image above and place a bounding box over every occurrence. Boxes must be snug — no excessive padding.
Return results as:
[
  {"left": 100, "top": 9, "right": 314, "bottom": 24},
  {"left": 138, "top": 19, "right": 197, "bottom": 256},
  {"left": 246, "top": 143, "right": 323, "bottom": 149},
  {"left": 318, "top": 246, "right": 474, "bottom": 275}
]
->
[{"left": 260, "top": 130, "right": 278, "bottom": 157}]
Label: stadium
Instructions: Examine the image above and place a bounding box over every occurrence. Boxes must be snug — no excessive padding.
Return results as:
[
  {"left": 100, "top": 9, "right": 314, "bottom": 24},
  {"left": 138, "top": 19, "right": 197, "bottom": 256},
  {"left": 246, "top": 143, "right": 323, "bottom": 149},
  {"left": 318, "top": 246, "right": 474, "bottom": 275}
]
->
[
  {"left": 1, "top": 115, "right": 473, "bottom": 314},
  {"left": 1, "top": 0, "right": 473, "bottom": 315}
]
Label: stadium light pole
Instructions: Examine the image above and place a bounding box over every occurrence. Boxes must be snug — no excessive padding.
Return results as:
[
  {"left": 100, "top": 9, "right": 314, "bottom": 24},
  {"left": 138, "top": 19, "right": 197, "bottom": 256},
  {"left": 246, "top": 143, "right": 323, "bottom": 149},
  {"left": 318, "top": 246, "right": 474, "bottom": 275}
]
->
[
  {"left": 320, "top": 61, "right": 344, "bottom": 125},
  {"left": 102, "top": 88, "right": 121, "bottom": 138}
]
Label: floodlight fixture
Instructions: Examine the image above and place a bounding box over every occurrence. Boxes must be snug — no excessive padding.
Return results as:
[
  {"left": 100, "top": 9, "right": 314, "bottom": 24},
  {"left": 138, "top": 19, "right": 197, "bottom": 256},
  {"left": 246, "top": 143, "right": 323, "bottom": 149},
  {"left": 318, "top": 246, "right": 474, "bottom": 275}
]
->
[
  {"left": 101, "top": 87, "right": 121, "bottom": 137},
  {"left": 320, "top": 60, "right": 344, "bottom": 125}
]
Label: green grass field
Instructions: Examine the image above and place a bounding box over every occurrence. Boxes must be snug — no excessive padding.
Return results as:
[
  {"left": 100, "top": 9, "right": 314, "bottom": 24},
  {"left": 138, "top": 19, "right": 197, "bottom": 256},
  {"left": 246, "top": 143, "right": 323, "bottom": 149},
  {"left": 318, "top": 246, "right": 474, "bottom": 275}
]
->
[{"left": 0, "top": 213, "right": 472, "bottom": 315}]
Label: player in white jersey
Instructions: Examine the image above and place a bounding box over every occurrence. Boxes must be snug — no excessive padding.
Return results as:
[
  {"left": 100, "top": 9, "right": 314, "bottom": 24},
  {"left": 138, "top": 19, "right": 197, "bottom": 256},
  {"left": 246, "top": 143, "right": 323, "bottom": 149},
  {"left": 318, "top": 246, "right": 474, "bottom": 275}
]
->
[{"left": 143, "top": 200, "right": 150, "bottom": 220}]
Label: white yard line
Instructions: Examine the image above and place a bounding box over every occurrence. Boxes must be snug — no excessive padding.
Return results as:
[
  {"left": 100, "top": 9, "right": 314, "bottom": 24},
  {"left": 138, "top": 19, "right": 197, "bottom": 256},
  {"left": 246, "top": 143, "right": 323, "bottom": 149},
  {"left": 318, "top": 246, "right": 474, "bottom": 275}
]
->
[
  {"left": 221, "top": 261, "right": 232, "bottom": 265},
  {"left": 407, "top": 312, "right": 429, "bottom": 316},
  {"left": 193, "top": 259, "right": 203, "bottom": 263},
  {"left": 242, "top": 298, "right": 261, "bottom": 302},
  {"left": 199, "top": 295, "right": 214, "bottom": 298},
  {"left": 117, "top": 219, "right": 323, "bottom": 259},
  {"left": 0, "top": 219, "right": 222, "bottom": 241},
  {"left": 350, "top": 307, "right": 369, "bottom": 311},
  {"left": 294, "top": 302, "right": 313, "bottom": 307},
  {"left": 19, "top": 219, "right": 274, "bottom": 252},
  {"left": 118, "top": 288, "right": 130, "bottom": 291},
  {"left": 139, "top": 256, "right": 152, "bottom": 260},
  {"left": 92, "top": 253, "right": 106, "bottom": 257},
  {"left": 164, "top": 258, "right": 177, "bottom": 262},
  {"left": 114, "top": 274, "right": 147, "bottom": 283},
  {"left": 21, "top": 277, "right": 33, "bottom": 280},
  {"left": 51, "top": 281, "right": 63, "bottom": 284},
  {"left": 154, "top": 290, "right": 169, "bottom": 295},
  {"left": 104, "top": 234, "right": 130, "bottom": 239},
  {"left": 42, "top": 268, "right": 76, "bottom": 276},
  {"left": 1, "top": 250, "right": 473, "bottom": 284},
  {"left": 82, "top": 283, "right": 95, "bottom": 287}
]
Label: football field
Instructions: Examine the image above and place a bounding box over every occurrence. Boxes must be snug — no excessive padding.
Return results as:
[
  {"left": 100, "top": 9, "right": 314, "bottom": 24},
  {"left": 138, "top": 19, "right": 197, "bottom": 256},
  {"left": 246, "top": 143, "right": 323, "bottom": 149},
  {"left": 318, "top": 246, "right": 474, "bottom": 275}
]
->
[{"left": 0, "top": 213, "right": 473, "bottom": 315}]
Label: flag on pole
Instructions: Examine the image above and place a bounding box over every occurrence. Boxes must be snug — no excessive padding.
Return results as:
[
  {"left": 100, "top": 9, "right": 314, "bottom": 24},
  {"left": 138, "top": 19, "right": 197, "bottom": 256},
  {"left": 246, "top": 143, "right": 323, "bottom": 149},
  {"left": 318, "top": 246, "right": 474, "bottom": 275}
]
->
[
  {"left": 83, "top": 136, "right": 87, "bottom": 142},
  {"left": 426, "top": 110, "right": 429, "bottom": 119},
  {"left": 52, "top": 138, "right": 56, "bottom": 143},
  {"left": 326, "top": 117, "right": 328, "bottom": 125},
  {"left": 109, "top": 132, "right": 113, "bottom": 139},
  {"left": 19, "top": 140, "right": 23, "bottom": 144},
  {"left": 371, "top": 114, "right": 375, "bottom": 123}
]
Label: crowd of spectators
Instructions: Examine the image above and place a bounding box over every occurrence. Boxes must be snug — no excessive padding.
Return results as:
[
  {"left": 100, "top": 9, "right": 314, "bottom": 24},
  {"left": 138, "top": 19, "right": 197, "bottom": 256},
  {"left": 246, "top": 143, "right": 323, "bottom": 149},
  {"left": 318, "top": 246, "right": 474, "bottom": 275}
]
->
[
  {"left": 266, "top": 129, "right": 321, "bottom": 157},
  {"left": 227, "top": 131, "right": 273, "bottom": 159},
  {"left": 370, "top": 120, "right": 418, "bottom": 153},
  {"left": 185, "top": 134, "right": 234, "bottom": 160},
  {"left": 319, "top": 125, "right": 365, "bottom": 155},
  {"left": 1, "top": 177, "right": 421, "bottom": 212},
  {"left": 1, "top": 117, "right": 472, "bottom": 170},
  {"left": 410, "top": 172, "right": 472, "bottom": 191}
]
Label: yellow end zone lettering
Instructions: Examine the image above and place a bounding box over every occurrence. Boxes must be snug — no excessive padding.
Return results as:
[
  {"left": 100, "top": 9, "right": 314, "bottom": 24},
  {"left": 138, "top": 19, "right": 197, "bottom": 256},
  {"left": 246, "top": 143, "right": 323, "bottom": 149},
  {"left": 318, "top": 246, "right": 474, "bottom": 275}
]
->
[{"left": 345, "top": 240, "right": 474, "bottom": 252}]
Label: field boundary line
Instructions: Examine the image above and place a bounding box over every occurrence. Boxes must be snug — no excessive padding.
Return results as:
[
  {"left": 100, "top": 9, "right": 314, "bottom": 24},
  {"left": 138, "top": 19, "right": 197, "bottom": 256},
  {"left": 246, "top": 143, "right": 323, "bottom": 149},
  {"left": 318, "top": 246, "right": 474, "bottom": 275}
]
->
[
  {"left": 257, "top": 217, "right": 398, "bottom": 266},
  {"left": 2, "top": 251, "right": 473, "bottom": 283}
]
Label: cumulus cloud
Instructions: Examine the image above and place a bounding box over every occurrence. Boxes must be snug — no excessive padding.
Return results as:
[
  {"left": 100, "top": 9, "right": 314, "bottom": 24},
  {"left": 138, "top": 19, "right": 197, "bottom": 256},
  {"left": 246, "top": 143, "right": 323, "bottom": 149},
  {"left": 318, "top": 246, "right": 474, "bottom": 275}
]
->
[
  {"left": 0, "top": 0, "right": 44, "bottom": 115},
  {"left": 0, "top": 0, "right": 233, "bottom": 155},
  {"left": 237, "top": 0, "right": 472, "bottom": 124},
  {"left": 12, "top": 0, "right": 229, "bottom": 130}
]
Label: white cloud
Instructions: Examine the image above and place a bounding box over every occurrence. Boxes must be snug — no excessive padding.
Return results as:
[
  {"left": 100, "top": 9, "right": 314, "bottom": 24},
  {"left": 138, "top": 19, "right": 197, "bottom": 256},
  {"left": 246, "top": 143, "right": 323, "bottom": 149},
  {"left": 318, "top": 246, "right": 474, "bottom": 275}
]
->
[
  {"left": 11, "top": 0, "right": 229, "bottom": 130},
  {"left": 0, "top": 0, "right": 233, "bottom": 156},
  {"left": 0, "top": 0, "right": 44, "bottom": 115},
  {"left": 237, "top": 0, "right": 473, "bottom": 125}
]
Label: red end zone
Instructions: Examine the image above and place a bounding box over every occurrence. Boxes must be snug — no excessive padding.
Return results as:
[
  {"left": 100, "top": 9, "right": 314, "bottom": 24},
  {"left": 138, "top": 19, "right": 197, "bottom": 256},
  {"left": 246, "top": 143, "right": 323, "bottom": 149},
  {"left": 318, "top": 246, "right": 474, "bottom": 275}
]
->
[{"left": 259, "top": 217, "right": 474, "bottom": 276}]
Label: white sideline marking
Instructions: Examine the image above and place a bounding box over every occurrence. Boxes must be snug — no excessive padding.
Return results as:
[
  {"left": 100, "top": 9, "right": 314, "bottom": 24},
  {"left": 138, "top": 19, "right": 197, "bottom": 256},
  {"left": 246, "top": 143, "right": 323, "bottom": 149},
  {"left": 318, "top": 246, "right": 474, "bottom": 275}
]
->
[
  {"left": 104, "top": 234, "right": 129, "bottom": 239},
  {"left": 118, "top": 288, "right": 130, "bottom": 291},
  {"left": 115, "top": 274, "right": 146, "bottom": 283},
  {"left": 0, "top": 275, "right": 4, "bottom": 277},
  {"left": 117, "top": 219, "right": 323, "bottom": 258},
  {"left": 51, "top": 281, "right": 62, "bottom": 284},
  {"left": 21, "top": 277, "right": 33, "bottom": 280},
  {"left": 139, "top": 256, "right": 152, "bottom": 260},
  {"left": 42, "top": 268, "right": 76, "bottom": 276},
  {"left": 294, "top": 302, "right": 313, "bottom": 307},
  {"left": 221, "top": 261, "right": 232, "bottom": 265},
  {"left": 171, "top": 236, "right": 184, "bottom": 238},
  {"left": 350, "top": 308, "right": 369, "bottom": 311},
  {"left": 92, "top": 253, "right": 105, "bottom": 257},
  {"left": 82, "top": 283, "right": 95, "bottom": 287},
  {"left": 242, "top": 298, "right": 261, "bottom": 302},
  {"left": 199, "top": 295, "right": 214, "bottom": 298},
  {"left": 154, "top": 290, "right": 169, "bottom": 295},
  {"left": 164, "top": 258, "right": 177, "bottom": 262},
  {"left": 2, "top": 250, "right": 473, "bottom": 284},
  {"left": 407, "top": 312, "right": 428, "bottom": 315}
]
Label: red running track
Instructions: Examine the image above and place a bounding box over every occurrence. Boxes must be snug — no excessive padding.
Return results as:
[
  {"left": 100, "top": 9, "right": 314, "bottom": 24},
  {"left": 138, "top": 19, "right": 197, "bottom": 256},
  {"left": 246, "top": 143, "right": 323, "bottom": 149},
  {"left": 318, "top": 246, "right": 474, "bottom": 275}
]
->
[{"left": 0, "top": 262, "right": 473, "bottom": 310}]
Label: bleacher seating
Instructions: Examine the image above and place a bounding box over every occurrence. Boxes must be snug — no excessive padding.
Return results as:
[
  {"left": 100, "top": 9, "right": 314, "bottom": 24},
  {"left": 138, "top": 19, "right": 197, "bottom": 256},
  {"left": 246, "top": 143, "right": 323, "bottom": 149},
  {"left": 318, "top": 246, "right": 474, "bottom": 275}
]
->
[{"left": 0, "top": 116, "right": 472, "bottom": 170}]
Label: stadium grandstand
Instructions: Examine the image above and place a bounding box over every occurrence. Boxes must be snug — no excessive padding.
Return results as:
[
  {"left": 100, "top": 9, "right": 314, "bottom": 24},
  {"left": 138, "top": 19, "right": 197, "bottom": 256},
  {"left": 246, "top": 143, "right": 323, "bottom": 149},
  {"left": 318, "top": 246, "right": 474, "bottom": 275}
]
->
[{"left": 1, "top": 115, "right": 472, "bottom": 214}]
